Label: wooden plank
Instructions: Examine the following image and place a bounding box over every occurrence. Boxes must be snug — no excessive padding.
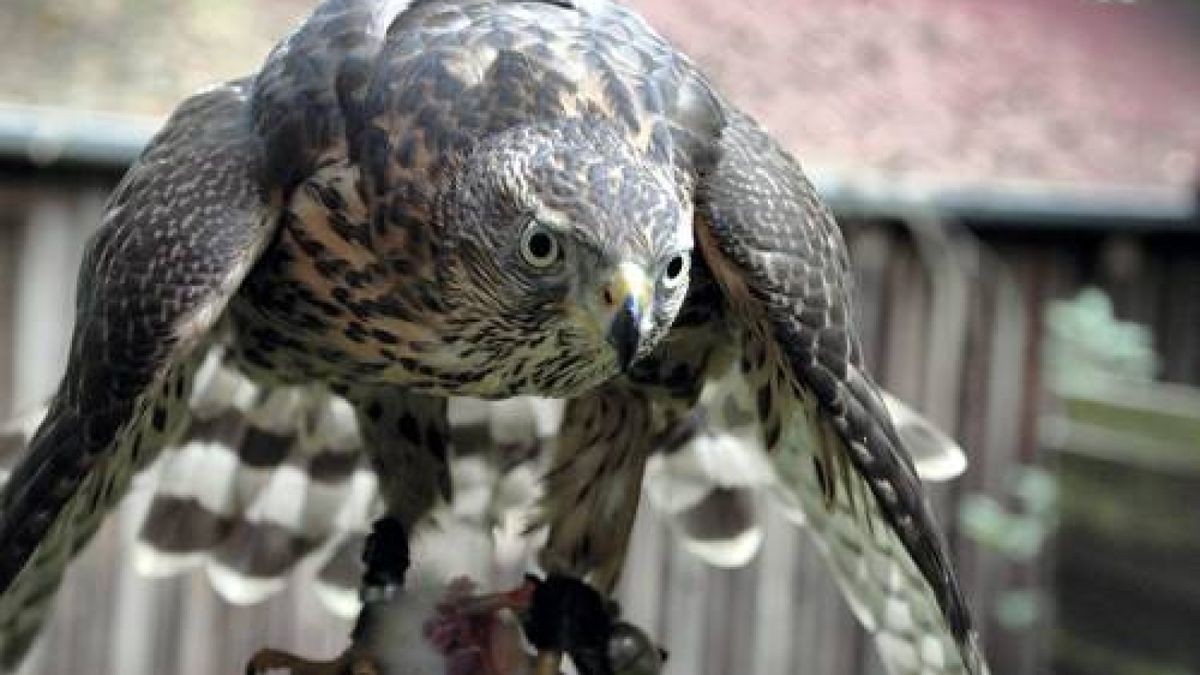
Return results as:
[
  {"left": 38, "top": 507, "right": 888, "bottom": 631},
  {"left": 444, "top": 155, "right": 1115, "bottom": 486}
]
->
[
  {"left": 788, "top": 523, "right": 862, "bottom": 675},
  {"left": 0, "top": 198, "right": 16, "bottom": 418},
  {"left": 915, "top": 221, "right": 972, "bottom": 447},
  {"left": 1012, "top": 249, "right": 1054, "bottom": 675},
  {"left": 700, "top": 567, "right": 733, "bottom": 674},
  {"left": 879, "top": 229, "right": 930, "bottom": 409},
  {"left": 10, "top": 189, "right": 85, "bottom": 675},
  {"left": 175, "top": 574, "right": 223, "bottom": 675},
  {"left": 618, "top": 501, "right": 668, "bottom": 638},
  {"left": 947, "top": 248, "right": 1000, "bottom": 665},
  {"left": 970, "top": 243, "right": 1041, "bottom": 675},
  {"left": 749, "top": 505, "right": 798, "bottom": 675},
  {"left": 1097, "top": 235, "right": 1160, "bottom": 331},
  {"left": 659, "top": 531, "right": 710, "bottom": 674},
  {"left": 723, "top": 556, "right": 760, "bottom": 675},
  {"left": 109, "top": 486, "right": 180, "bottom": 675},
  {"left": 1157, "top": 247, "right": 1200, "bottom": 384},
  {"left": 11, "top": 193, "right": 77, "bottom": 408}
]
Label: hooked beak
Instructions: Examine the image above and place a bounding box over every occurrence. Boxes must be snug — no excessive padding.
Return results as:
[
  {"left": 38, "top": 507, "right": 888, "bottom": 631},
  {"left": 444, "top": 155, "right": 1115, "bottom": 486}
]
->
[{"left": 602, "top": 263, "right": 651, "bottom": 372}]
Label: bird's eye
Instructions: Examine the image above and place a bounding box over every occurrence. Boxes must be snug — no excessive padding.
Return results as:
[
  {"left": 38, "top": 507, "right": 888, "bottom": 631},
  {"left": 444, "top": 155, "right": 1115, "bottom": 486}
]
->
[
  {"left": 661, "top": 252, "right": 690, "bottom": 288},
  {"left": 519, "top": 221, "right": 561, "bottom": 269}
]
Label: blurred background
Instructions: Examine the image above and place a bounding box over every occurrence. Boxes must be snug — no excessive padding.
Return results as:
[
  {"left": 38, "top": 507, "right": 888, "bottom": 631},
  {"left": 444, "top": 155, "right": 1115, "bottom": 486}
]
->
[{"left": 1, "top": 0, "right": 1198, "bottom": 674}]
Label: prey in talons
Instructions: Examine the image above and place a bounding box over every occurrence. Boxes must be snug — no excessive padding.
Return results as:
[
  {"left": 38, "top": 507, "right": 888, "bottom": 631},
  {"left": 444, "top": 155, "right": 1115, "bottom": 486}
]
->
[{"left": 247, "top": 518, "right": 664, "bottom": 675}]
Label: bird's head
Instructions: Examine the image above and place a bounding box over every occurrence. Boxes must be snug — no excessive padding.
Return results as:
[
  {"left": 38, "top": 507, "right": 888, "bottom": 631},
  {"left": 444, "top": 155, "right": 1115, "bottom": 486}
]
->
[{"left": 433, "top": 119, "right": 693, "bottom": 396}]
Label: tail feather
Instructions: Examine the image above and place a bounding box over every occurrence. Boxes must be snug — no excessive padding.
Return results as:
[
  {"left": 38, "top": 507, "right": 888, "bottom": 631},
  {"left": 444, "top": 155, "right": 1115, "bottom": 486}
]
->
[
  {"left": 882, "top": 393, "right": 967, "bottom": 483},
  {"left": 134, "top": 495, "right": 232, "bottom": 577},
  {"left": 314, "top": 534, "right": 368, "bottom": 620},
  {"left": 133, "top": 369, "right": 555, "bottom": 618},
  {"left": 208, "top": 519, "right": 304, "bottom": 604},
  {"left": 669, "top": 487, "right": 762, "bottom": 568},
  {"left": 135, "top": 409, "right": 253, "bottom": 578},
  {"left": 137, "top": 351, "right": 366, "bottom": 607}
]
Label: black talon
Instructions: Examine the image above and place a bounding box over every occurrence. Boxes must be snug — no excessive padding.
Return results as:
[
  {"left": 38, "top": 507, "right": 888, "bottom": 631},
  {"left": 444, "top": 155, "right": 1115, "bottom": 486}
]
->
[
  {"left": 361, "top": 516, "right": 410, "bottom": 588},
  {"left": 608, "top": 622, "right": 667, "bottom": 675},
  {"left": 523, "top": 575, "right": 614, "bottom": 675},
  {"left": 573, "top": 645, "right": 614, "bottom": 675}
]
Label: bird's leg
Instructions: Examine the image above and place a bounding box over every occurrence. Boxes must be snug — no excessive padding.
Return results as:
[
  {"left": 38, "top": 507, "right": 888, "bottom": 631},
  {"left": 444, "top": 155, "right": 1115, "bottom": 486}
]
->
[
  {"left": 528, "top": 388, "right": 668, "bottom": 674},
  {"left": 336, "top": 516, "right": 412, "bottom": 673},
  {"left": 354, "top": 516, "right": 411, "bottom": 634},
  {"left": 361, "top": 516, "right": 411, "bottom": 588},
  {"left": 350, "top": 390, "right": 446, "bottom": 600}
]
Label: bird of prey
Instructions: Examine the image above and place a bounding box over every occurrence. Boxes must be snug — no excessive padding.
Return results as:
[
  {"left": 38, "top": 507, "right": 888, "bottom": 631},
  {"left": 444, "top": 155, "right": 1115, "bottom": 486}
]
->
[{"left": 0, "top": 0, "right": 988, "bottom": 673}]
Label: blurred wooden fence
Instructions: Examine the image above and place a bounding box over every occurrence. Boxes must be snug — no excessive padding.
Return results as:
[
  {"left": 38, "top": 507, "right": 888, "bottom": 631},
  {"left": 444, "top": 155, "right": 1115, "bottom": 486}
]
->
[{"left": 1, "top": 113, "right": 1198, "bottom": 675}]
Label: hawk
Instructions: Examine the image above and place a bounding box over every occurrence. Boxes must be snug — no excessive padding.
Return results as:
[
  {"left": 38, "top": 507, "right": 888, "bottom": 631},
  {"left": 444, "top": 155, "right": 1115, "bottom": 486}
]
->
[{"left": 0, "top": 0, "right": 988, "bottom": 673}]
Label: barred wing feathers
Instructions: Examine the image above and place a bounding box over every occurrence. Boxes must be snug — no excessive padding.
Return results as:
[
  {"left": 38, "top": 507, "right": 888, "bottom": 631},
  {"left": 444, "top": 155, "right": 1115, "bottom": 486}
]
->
[
  {"left": 0, "top": 80, "right": 278, "bottom": 666},
  {"left": 694, "top": 106, "right": 988, "bottom": 674},
  {"left": 643, "top": 357, "right": 969, "bottom": 570}
]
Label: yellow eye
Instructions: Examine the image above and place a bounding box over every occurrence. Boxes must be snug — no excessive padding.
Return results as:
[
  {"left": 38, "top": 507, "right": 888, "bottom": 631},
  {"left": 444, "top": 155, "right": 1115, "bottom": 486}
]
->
[
  {"left": 520, "top": 221, "right": 562, "bottom": 269},
  {"left": 661, "top": 252, "right": 689, "bottom": 288}
]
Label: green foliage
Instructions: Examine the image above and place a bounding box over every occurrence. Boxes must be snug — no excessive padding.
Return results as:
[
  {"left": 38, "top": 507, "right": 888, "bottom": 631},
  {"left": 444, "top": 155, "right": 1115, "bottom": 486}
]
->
[
  {"left": 959, "top": 465, "right": 1057, "bottom": 629},
  {"left": 1044, "top": 287, "right": 1157, "bottom": 394}
]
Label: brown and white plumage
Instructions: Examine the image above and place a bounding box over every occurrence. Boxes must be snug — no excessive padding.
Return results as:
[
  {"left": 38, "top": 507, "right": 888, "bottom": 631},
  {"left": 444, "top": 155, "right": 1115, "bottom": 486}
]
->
[
  {"left": 0, "top": 77, "right": 277, "bottom": 665},
  {"left": 644, "top": 358, "right": 968, "bottom": 570},
  {"left": 0, "top": 0, "right": 986, "bottom": 672},
  {"left": 133, "top": 358, "right": 551, "bottom": 618},
  {"left": 693, "top": 108, "right": 985, "bottom": 673}
]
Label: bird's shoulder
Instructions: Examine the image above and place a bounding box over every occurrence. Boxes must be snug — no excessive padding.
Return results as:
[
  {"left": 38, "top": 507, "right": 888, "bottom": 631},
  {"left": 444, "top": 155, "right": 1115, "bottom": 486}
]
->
[{"left": 251, "top": 0, "right": 722, "bottom": 175}]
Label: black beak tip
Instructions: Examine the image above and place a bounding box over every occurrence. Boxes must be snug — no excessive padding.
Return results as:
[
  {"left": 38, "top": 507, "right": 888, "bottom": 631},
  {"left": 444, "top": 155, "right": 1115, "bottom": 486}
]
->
[{"left": 607, "top": 298, "right": 642, "bottom": 372}]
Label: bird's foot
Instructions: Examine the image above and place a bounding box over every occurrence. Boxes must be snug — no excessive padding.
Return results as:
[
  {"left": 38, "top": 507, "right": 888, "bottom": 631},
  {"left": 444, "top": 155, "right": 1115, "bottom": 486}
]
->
[
  {"left": 245, "top": 647, "right": 378, "bottom": 675},
  {"left": 425, "top": 574, "right": 664, "bottom": 674},
  {"left": 522, "top": 575, "right": 612, "bottom": 675},
  {"left": 519, "top": 575, "right": 665, "bottom": 675}
]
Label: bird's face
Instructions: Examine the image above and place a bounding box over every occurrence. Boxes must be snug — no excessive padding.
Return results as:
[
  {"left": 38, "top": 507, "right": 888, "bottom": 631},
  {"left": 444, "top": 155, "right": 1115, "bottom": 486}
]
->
[{"left": 434, "top": 122, "right": 693, "bottom": 397}]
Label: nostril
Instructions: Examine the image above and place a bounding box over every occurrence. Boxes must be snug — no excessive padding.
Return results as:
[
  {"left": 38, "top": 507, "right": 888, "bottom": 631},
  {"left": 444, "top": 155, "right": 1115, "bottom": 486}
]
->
[{"left": 602, "top": 287, "right": 614, "bottom": 307}]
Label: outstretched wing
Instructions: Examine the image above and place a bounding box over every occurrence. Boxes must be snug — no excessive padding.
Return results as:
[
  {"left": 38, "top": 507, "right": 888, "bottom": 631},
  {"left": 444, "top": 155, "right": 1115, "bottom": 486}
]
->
[
  {"left": 643, "top": 357, "right": 968, "bottom": 570},
  {"left": 694, "top": 107, "right": 987, "bottom": 674},
  {"left": 0, "top": 80, "right": 278, "bottom": 665}
]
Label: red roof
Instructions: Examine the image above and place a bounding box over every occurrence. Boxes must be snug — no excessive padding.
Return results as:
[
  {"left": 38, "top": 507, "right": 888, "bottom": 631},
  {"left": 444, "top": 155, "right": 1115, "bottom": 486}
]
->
[{"left": 630, "top": 0, "right": 1200, "bottom": 189}]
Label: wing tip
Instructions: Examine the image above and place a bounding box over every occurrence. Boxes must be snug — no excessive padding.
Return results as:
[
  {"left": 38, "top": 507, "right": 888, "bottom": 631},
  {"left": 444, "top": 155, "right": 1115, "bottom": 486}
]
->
[
  {"left": 913, "top": 446, "right": 968, "bottom": 483},
  {"left": 881, "top": 392, "right": 968, "bottom": 483},
  {"left": 960, "top": 629, "right": 990, "bottom": 675}
]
